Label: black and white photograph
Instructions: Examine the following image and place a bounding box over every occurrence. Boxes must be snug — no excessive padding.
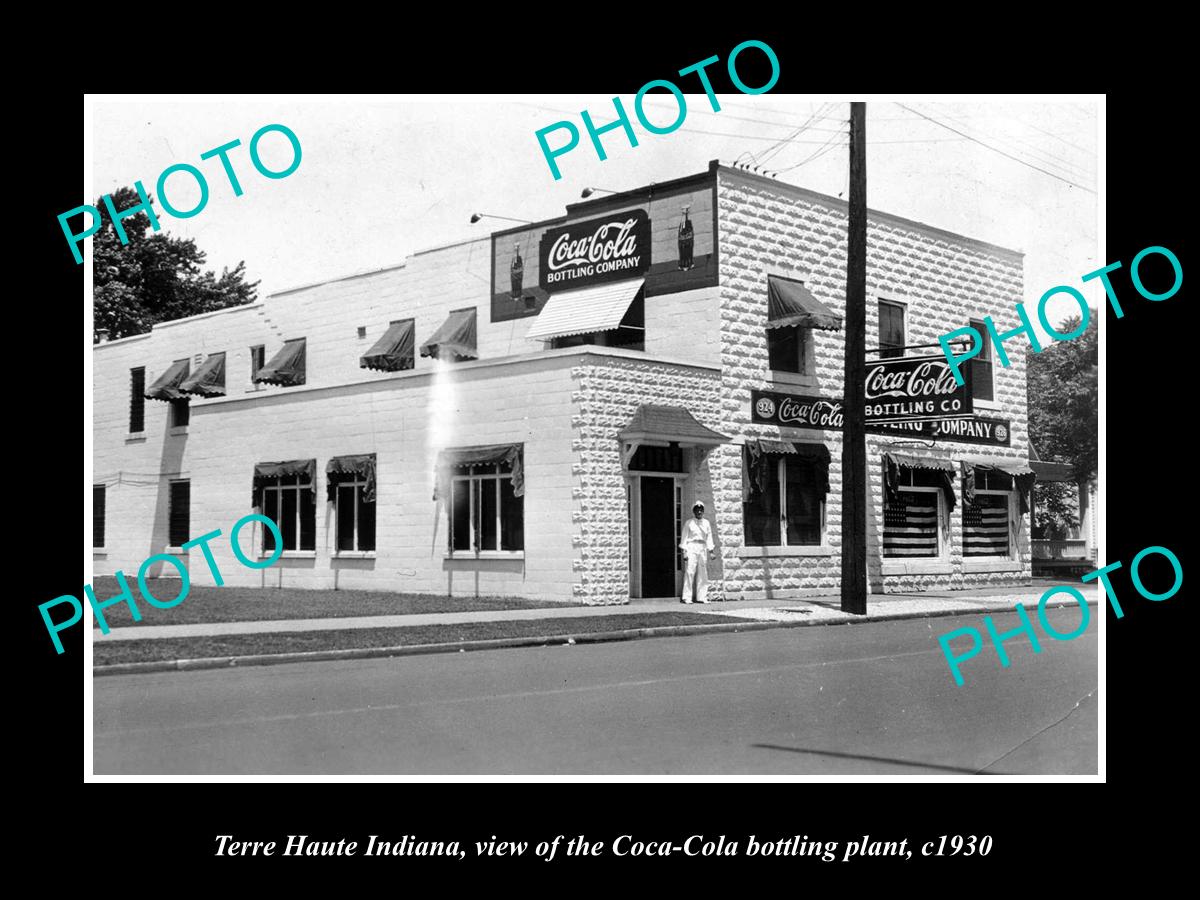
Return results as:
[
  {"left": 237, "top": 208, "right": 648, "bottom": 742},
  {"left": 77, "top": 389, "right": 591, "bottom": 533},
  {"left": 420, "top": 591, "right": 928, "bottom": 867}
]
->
[{"left": 81, "top": 90, "right": 1103, "bottom": 778}]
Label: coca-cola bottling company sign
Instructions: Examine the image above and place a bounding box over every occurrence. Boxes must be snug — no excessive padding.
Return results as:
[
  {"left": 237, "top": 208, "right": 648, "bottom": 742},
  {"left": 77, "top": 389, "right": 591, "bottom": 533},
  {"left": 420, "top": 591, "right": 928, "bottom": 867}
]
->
[
  {"left": 750, "top": 389, "right": 1010, "bottom": 445},
  {"left": 862, "top": 355, "right": 972, "bottom": 423},
  {"left": 539, "top": 209, "right": 652, "bottom": 291}
]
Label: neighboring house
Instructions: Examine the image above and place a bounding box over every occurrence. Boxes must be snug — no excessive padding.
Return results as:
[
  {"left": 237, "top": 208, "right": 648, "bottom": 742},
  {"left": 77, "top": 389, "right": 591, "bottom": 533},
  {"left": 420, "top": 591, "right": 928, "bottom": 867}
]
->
[
  {"left": 93, "top": 161, "right": 1032, "bottom": 604},
  {"left": 1028, "top": 443, "right": 1098, "bottom": 576}
]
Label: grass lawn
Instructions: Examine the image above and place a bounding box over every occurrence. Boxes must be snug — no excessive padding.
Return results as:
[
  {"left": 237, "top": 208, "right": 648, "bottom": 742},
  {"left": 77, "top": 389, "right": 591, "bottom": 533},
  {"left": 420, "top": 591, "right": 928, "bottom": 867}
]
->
[
  {"left": 88, "top": 576, "right": 569, "bottom": 629},
  {"left": 93, "top": 612, "right": 744, "bottom": 666}
]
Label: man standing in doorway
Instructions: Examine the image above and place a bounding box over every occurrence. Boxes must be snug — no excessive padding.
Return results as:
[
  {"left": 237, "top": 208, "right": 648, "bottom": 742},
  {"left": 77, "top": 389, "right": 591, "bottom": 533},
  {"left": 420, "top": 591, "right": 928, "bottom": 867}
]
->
[{"left": 680, "top": 501, "right": 715, "bottom": 604}]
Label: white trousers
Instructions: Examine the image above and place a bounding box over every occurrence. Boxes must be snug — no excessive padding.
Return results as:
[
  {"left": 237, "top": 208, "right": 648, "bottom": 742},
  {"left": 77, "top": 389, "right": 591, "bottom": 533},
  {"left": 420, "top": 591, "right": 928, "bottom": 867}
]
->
[{"left": 682, "top": 547, "right": 709, "bottom": 602}]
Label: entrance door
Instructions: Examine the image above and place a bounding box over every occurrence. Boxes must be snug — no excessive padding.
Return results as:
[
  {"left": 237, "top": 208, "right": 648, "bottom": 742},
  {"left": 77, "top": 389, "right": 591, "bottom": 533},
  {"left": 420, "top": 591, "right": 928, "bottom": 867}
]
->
[{"left": 640, "top": 476, "right": 677, "bottom": 598}]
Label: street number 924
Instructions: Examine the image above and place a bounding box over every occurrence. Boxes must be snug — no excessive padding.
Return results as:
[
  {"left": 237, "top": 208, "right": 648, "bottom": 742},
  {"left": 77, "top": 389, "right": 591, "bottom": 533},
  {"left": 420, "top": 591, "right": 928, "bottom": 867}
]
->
[{"left": 921, "top": 835, "right": 993, "bottom": 857}]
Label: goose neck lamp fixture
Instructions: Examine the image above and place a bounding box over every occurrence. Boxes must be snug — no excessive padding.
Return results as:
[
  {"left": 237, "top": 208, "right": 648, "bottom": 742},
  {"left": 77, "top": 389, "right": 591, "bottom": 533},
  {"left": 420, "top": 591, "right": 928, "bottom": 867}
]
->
[{"left": 469, "top": 213, "right": 532, "bottom": 225}]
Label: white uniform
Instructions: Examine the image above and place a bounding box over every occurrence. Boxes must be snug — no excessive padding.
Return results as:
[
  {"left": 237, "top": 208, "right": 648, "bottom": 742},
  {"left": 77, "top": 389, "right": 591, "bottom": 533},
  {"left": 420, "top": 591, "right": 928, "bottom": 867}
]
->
[{"left": 680, "top": 516, "right": 714, "bottom": 603}]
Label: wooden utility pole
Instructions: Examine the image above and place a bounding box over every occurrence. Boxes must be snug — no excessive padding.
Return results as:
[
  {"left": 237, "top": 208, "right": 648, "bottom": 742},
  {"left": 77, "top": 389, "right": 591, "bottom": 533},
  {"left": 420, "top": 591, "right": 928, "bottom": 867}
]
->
[{"left": 840, "top": 102, "right": 868, "bottom": 615}]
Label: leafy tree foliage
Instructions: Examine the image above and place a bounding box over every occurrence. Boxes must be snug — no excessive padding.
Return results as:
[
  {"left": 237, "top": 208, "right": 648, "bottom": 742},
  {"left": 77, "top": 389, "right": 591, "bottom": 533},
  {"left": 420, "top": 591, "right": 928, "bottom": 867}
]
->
[{"left": 91, "top": 187, "right": 259, "bottom": 342}]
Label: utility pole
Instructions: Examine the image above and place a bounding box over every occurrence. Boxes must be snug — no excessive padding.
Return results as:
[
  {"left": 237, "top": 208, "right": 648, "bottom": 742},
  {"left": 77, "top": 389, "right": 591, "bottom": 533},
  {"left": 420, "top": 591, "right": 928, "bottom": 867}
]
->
[{"left": 840, "top": 101, "right": 867, "bottom": 615}]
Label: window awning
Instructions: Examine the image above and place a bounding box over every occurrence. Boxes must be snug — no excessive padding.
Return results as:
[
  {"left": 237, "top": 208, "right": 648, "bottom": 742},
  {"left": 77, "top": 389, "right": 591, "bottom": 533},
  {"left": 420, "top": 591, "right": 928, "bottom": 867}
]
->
[
  {"left": 254, "top": 338, "right": 306, "bottom": 386},
  {"left": 743, "top": 439, "right": 831, "bottom": 501},
  {"left": 326, "top": 454, "right": 377, "bottom": 503},
  {"left": 1029, "top": 460, "right": 1075, "bottom": 482},
  {"left": 962, "top": 457, "right": 1037, "bottom": 513},
  {"left": 360, "top": 320, "right": 415, "bottom": 372},
  {"left": 618, "top": 405, "right": 731, "bottom": 446},
  {"left": 251, "top": 459, "right": 316, "bottom": 507},
  {"left": 433, "top": 443, "right": 524, "bottom": 501},
  {"left": 883, "top": 451, "right": 957, "bottom": 512},
  {"left": 525, "top": 278, "right": 644, "bottom": 341},
  {"left": 766, "top": 276, "right": 842, "bottom": 331},
  {"left": 179, "top": 352, "right": 226, "bottom": 397},
  {"left": 420, "top": 309, "right": 477, "bottom": 360},
  {"left": 145, "top": 359, "right": 190, "bottom": 401}
]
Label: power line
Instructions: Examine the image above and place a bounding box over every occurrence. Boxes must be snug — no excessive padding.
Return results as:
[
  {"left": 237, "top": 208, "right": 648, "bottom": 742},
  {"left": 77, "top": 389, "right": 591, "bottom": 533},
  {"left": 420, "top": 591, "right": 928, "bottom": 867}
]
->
[
  {"left": 895, "top": 103, "right": 1097, "bottom": 195},
  {"left": 912, "top": 106, "right": 1095, "bottom": 180}
]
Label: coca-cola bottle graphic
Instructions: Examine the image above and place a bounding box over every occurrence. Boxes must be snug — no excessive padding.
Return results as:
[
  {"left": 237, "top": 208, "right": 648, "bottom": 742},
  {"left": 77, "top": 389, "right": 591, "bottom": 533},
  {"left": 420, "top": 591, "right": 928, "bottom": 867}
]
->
[
  {"left": 510, "top": 244, "right": 524, "bottom": 299},
  {"left": 677, "top": 205, "right": 694, "bottom": 270}
]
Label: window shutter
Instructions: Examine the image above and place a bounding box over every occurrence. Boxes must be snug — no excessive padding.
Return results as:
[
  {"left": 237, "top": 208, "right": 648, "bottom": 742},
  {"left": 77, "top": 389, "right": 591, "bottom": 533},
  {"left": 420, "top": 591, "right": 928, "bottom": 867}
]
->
[
  {"left": 168, "top": 481, "right": 191, "bottom": 547},
  {"left": 93, "top": 484, "right": 106, "bottom": 547},
  {"left": 130, "top": 367, "right": 145, "bottom": 433}
]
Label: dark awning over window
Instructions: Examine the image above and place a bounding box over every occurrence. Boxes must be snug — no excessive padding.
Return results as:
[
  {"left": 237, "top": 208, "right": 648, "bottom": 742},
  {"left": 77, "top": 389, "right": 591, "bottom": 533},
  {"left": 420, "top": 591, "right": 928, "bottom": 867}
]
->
[
  {"left": 179, "top": 352, "right": 226, "bottom": 397},
  {"left": 360, "top": 320, "right": 415, "bottom": 372},
  {"left": 254, "top": 338, "right": 306, "bottom": 386},
  {"left": 326, "top": 454, "right": 377, "bottom": 503},
  {"left": 767, "top": 276, "right": 842, "bottom": 331},
  {"left": 883, "top": 451, "right": 956, "bottom": 512},
  {"left": 145, "top": 359, "right": 191, "bottom": 401},
  {"left": 433, "top": 443, "right": 523, "bottom": 501},
  {"left": 743, "top": 439, "right": 832, "bottom": 501},
  {"left": 420, "top": 309, "right": 477, "bottom": 360},
  {"left": 619, "top": 405, "right": 731, "bottom": 446},
  {"left": 251, "top": 459, "right": 316, "bottom": 507},
  {"left": 962, "top": 457, "right": 1037, "bottom": 513}
]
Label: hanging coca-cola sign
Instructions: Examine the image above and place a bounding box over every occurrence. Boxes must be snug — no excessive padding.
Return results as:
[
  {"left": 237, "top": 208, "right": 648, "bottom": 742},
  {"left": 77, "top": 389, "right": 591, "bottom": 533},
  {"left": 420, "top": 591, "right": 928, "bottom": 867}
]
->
[
  {"left": 862, "top": 355, "right": 973, "bottom": 423},
  {"left": 538, "top": 209, "right": 651, "bottom": 290}
]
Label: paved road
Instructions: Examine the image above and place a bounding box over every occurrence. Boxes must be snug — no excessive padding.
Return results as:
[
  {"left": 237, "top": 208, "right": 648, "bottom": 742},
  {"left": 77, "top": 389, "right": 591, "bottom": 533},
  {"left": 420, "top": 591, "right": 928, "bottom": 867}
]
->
[{"left": 93, "top": 610, "right": 1098, "bottom": 775}]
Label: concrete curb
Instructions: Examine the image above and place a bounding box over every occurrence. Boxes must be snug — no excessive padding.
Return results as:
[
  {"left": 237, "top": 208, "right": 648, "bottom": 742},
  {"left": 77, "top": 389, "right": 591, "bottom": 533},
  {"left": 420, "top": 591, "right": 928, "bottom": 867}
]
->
[{"left": 91, "top": 598, "right": 1099, "bottom": 677}]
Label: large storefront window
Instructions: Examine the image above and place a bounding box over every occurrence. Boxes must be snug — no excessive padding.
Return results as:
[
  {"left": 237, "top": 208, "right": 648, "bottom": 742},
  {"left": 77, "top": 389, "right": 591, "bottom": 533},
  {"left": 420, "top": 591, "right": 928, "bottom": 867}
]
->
[
  {"left": 252, "top": 460, "right": 317, "bottom": 554},
  {"left": 450, "top": 462, "right": 524, "bottom": 552},
  {"left": 883, "top": 473, "right": 944, "bottom": 558},
  {"left": 881, "top": 455, "right": 956, "bottom": 559},
  {"left": 261, "top": 474, "right": 317, "bottom": 553},
  {"left": 327, "top": 454, "right": 377, "bottom": 553},
  {"left": 743, "top": 441, "right": 829, "bottom": 547},
  {"left": 436, "top": 444, "right": 525, "bottom": 555},
  {"left": 963, "top": 468, "right": 1016, "bottom": 557}
]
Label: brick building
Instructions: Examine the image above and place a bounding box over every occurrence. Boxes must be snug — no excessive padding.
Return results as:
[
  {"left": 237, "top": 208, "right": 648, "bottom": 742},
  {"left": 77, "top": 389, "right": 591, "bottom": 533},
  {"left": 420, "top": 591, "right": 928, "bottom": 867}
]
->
[{"left": 92, "top": 161, "right": 1033, "bottom": 604}]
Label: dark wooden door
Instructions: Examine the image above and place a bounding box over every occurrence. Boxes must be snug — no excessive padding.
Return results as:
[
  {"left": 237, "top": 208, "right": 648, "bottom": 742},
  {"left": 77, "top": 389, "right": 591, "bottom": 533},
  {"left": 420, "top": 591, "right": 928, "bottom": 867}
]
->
[{"left": 640, "top": 477, "right": 676, "bottom": 598}]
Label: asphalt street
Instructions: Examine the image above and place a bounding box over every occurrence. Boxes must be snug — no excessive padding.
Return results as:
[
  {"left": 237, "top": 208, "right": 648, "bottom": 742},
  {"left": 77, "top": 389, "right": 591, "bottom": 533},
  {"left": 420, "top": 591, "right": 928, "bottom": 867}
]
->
[{"left": 93, "top": 609, "right": 1098, "bottom": 775}]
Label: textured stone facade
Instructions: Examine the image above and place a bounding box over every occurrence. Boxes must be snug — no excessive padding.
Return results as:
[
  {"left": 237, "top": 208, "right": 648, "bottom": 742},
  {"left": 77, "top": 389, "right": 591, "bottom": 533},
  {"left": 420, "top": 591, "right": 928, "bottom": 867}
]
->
[{"left": 714, "top": 168, "right": 1030, "bottom": 597}]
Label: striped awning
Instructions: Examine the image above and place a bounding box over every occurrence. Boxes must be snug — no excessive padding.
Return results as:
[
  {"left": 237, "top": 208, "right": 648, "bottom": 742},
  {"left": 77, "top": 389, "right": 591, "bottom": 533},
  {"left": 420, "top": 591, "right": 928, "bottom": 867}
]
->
[
  {"left": 883, "top": 451, "right": 956, "bottom": 513},
  {"left": 179, "top": 352, "right": 225, "bottom": 397},
  {"left": 145, "top": 359, "right": 190, "bottom": 401},
  {"left": 526, "top": 278, "right": 644, "bottom": 341},
  {"left": 254, "top": 338, "right": 307, "bottom": 386},
  {"left": 767, "top": 276, "right": 841, "bottom": 331},
  {"left": 962, "top": 457, "right": 1036, "bottom": 514}
]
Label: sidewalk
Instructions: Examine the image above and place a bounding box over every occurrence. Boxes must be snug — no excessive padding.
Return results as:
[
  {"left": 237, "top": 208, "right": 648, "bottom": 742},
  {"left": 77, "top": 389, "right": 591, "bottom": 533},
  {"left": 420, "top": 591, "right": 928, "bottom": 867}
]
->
[{"left": 96, "top": 583, "right": 1098, "bottom": 642}]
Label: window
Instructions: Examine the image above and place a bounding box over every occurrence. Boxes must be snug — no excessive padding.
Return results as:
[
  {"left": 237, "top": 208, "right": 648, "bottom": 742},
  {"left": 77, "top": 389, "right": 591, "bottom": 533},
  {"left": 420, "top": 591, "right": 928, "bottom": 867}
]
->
[
  {"left": 743, "top": 453, "right": 826, "bottom": 547},
  {"left": 250, "top": 345, "right": 265, "bottom": 379},
  {"left": 129, "top": 367, "right": 145, "bottom": 433},
  {"left": 170, "top": 399, "right": 190, "bottom": 428},
  {"left": 964, "top": 469, "right": 1013, "bottom": 557},
  {"left": 767, "top": 325, "right": 811, "bottom": 374},
  {"left": 878, "top": 300, "right": 906, "bottom": 358},
  {"left": 450, "top": 461, "right": 524, "bottom": 553},
  {"left": 966, "top": 317, "right": 994, "bottom": 402},
  {"left": 260, "top": 474, "right": 317, "bottom": 553},
  {"left": 335, "top": 477, "right": 376, "bottom": 553},
  {"left": 883, "top": 469, "right": 945, "bottom": 558},
  {"left": 168, "top": 480, "right": 191, "bottom": 548},
  {"left": 93, "top": 484, "right": 106, "bottom": 548}
]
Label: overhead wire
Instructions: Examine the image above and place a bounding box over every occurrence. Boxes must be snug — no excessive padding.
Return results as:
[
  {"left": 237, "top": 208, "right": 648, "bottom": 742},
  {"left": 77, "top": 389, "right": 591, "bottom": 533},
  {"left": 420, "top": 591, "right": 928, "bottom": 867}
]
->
[{"left": 894, "top": 103, "right": 1097, "bottom": 195}]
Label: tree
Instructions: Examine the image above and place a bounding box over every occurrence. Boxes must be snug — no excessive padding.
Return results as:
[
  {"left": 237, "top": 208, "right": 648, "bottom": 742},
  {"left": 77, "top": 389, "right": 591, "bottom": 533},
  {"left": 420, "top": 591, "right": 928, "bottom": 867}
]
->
[
  {"left": 1026, "top": 313, "right": 1098, "bottom": 481},
  {"left": 91, "top": 187, "right": 259, "bottom": 343},
  {"left": 1027, "top": 312, "right": 1097, "bottom": 537}
]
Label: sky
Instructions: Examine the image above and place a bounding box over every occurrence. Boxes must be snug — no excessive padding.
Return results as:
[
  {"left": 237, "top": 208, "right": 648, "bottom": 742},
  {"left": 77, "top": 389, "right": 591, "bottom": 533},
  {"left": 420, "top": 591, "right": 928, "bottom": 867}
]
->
[{"left": 90, "top": 95, "right": 1100, "bottom": 339}]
